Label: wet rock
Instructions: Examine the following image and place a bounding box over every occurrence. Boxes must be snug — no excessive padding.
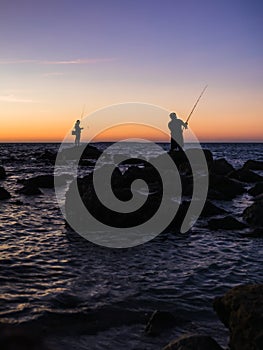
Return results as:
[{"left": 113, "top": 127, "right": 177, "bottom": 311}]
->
[
  {"left": 209, "top": 174, "right": 245, "bottom": 200},
  {"left": 208, "top": 215, "right": 247, "bottom": 230},
  {"left": 57, "top": 144, "right": 102, "bottom": 161},
  {"left": 19, "top": 174, "right": 70, "bottom": 189},
  {"left": 228, "top": 169, "right": 263, "bottom": 183},
  {"left": 243, "top": 200, "right": 263, "bottom": 227},
  {"left": 162, "top": 334, "right": 223, "bottom": 350},
  {"left": 145, "top": 310, "right": 177, "bottom": 336},
  {"left": 242, "top": 159, "right": 263, "bottom": 171},
  {"left": 200, "top": 201, "right": 227, "bottom": 217},
  {"left": 0, "top": 329, "right": 49, "bottom": 350},
  {"left": 0, "top": 187, "right": 11, "bottom": 200},
  {"left": 18, "top": 185, "right": 43, "bottom": 196},
  {"left": 243, "top": 228, "right": 263, "bottom": 238},
  {"left": 213, "top": 284, "right": 263, "bottom": 350},
  {"left": 0, "top": 166, "right": 6, "bottom": 179},
  {"left": 38, "top": 149, "right": 57, "bottom": 162},
  {"left": 211, "top": 158, "right": 235, "bottom": 175},
  {"left": 248, "top": 182, "right": 263, "bottom": 197}
]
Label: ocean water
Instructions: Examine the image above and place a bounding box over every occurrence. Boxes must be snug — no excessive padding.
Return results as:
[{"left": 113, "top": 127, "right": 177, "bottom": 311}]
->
[{"left": 0, "top": 142, "right": 262, "bottom": 349}]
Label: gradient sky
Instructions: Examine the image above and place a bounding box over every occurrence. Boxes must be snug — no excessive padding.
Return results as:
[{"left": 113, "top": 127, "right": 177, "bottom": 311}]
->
[{"left": 0, "top": 0, "right": 262, "bottom": 142}]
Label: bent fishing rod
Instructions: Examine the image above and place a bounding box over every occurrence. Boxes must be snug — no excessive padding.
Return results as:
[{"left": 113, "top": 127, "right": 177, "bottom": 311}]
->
[{"left": 185, "top": 85, "right": 208, "bottom": 125}]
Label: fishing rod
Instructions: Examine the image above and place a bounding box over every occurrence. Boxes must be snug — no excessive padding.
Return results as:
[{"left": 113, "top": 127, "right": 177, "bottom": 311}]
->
[
  {"left": 80, "top": 104, "right": 85, "bottom": 120},
  {"left": 185, "top": 85, "right": 208, "bottom": 125}
]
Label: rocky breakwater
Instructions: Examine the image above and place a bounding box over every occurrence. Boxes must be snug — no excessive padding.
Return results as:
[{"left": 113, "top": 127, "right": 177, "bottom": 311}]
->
[{"left": 213, "top": 284, "right": 263, "bottom": 350}]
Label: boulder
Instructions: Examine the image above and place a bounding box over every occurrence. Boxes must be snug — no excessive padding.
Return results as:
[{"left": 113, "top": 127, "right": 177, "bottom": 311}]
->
[
  {"left": 57, "top": 144, "right": 102, "bottom": 161},
  {"left": 38, "top": 149, "right": 57, "bottom": 162},
  {"left": 248, "top": 183, "right": 263, "bottom": 197},
  {"left": 18, "top": 174, "right": 70, "bottom": 189},
  {"left": 243, "top": 200, "right": 263, "bottom": 227},
  {"left": 145, "top": 310, "right": 177, "bottom": 336},
  {"left": 208, "top": 216, "right": 247, "bottom": 230},
  {"left": 242, "top": 160, "right": 263, "bottom": 171},
  {"left": 211, "top": 158, "right": 235, "bottom": 175},
  {"left": 209, "top": 174, "right": 245, "bottom": 200},
  {"left": 0, "top": 166, "right": 6, "bottom": 179},
  {"left": 200, "top": 201, "right": 227, "bottom": 217},
  {"left": 228, "top": 169, "right": 263, "bottom": 183},
  {"left": 18, "top": 185, "right": 42, "bottom": 196},
  {"left": 162, "top": 334, "right": 223, "bottom": 350},
  {"left": 243, "top": 228, "right": 263, "bottom": 238},
  {"left": 0, "top": 187, "right": 11, "bottom": 200},
  {"left": 213, "top": 284, "right": 263, "bottom": 350}
]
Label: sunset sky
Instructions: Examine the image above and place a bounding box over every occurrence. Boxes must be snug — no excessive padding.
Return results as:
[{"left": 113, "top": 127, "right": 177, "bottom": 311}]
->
[{"left": 0, "top": 0, "right": 262, "bottom": 142}]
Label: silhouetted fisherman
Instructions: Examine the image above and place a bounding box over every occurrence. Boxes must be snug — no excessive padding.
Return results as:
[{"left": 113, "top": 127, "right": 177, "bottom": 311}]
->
[
  {"left": 74, "top": 120, "right": 84, "bottom": 147},
  {"left": 168, "top": 112, "right": 188, "bottom": 151}
]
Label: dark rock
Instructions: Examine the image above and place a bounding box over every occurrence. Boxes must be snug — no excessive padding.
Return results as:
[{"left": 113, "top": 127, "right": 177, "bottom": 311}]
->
[
  {"left": 145, "top": 310, "right": 177, "bottom": 336},
  {"left": 209, "top": 174, "right": 245, "bottom": 200},
  {"left": 0, "top": 166, "right": 6, "bottom": 179},
  {"left": 200, "top": 201, "right": 227, "bottom": 217},
  {"left": 57, "top": 144, "right": 102, "bottom": 161},
  {"left": 0, "top": 329, "right": 49, "bottom": 350},
  {"left": 18, "top": 174, "right": 70, "bottom": 189},
  {"left": 211, "top": 158, "right": 235, "bottom": 175},
  {"left": 253, "top": 193, "right": 263, "bottom": 201},
  {"left": 162, "top": 334, "right": 223, "bottom": 350},
  {"left": 213, "top": 284, "right": 263, "bottom": 350},
  {"left": 243, "top": 200, "right": 263, "bottom": 227},
  {"left": 11, "top": 200, "right": 24, "bottom": 205},
  {"left": 0, "top": 187, "right": 11, "bottom": 200},
  {"left": 38, "top": 149, "right": 57, "bottom": 162},
  {"left": 243, "top": 228, "right": 263, "bottom": 238},
  {"left": 242, "top": 159, "right": 263, "bottom": 171},
  {"left": 185, "top": 148, "right": 213, "bottom": 165},
  {"left": 208, "top": 216, "right": 247, "bottom": 230},
  {"left": 18, "top": 185, "right": 43, "bottom": 196},
  {"left": 228, "top": 169, "right": 263, "bottom": 183},
  {"left": 248, "top": 183, "right": 263, "bottom": 196},
  {"left": 18, "top": 175, "right": 54, "bottom": 188}
]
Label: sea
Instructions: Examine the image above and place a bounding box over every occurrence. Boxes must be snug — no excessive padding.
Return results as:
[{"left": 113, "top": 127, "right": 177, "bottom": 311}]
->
[{"left": 0, "top": 142, "right": 262, "bottom": 349}]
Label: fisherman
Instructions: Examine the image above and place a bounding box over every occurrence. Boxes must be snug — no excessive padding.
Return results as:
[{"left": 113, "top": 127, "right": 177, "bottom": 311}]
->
[
  {"left": 168, "top": 112, "right": 188, "bottom": 151},
  {"left": 74, "top": 120, "right": 84, "bottom": 147}
]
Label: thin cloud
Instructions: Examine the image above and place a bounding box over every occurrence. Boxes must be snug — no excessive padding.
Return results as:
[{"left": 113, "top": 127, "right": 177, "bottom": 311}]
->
[
  {"left": 0, "top": 58, "right": 116, "bottom": 65},
  {"left": 0, "top": 94, "right": 35, "bottom": 103},
  {"left": 42, "top": 72, "right": 66, "bottom": 77}
]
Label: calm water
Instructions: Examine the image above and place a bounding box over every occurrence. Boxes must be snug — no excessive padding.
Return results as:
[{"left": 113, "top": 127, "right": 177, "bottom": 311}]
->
[{"left": 0, "top": 143, "right": 262, "bottom": 349}]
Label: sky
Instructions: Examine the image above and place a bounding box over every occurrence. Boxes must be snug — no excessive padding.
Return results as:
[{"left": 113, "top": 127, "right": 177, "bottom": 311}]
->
[{"left": 0, "top": 0, "right": 262, "bottom": 142}]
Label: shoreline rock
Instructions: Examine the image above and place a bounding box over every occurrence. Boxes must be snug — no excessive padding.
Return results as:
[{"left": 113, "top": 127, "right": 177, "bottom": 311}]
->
[{"left": 213, "top": 284, "right": 263, "bottom": 350}]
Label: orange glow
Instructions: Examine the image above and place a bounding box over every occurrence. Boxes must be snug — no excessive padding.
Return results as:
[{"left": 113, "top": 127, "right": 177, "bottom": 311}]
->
[{"left": 92, "top": 124, "right": 169, "bottom": 142}]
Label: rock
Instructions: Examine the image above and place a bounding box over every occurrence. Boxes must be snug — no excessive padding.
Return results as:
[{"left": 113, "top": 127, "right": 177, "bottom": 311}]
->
[
  {"left": 0, "top": 187, "right": 11, "bottom": 200},
  {"left": 211, "top": 158, "right": 235, "bottom": 175},
  {"left": 243, "top": 228, "right": 263, "bottom": 238},
  {"left": 253, "top": 193, "right": 263, "bottom": 201},
  {"left": 208, "top": 216, "right": 247, "bottom": 230},
  {"left": 18, "top": 185, "right": 43, "bottom": 195},
  {"left": 57, "top": 144, "right": 102, "bottom": 161},
  {"left": 228, "top": 169, "right": 263, "bottom": 183},
  {"left": 248, "top": 183, "right": 263, "bottom": 196},
  {"left": 145, "top": 310, "right": 177, "bottom": 336},
  {"left": 200, "top": 201, "right": 227, "bottom": 217},
  {"left": 38, "top": 149, "right": 57, "bottom": 162},
  {"left": 162, "top": 334, "right": 223, "bottom": 350},
  {"left": 18, "top": 174, "right": 69, "bottom": 189},
  {"left": 213, "top": 284, "right": 263, "bottom": 350},
  {"left": 209, "top": 174, "right": 245, "bottom": 200},
  {"left": 243, "top": 200, "right": 263, "bottom": 227},
  {"left": 242, "top": 159, "right": 263, "bottom": 171},
  {"left": 0, "top": 166, "right": 6, "bottom": 179},
  {"left": 185, "top": 148, "right": 213, "bottom": 165}
]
